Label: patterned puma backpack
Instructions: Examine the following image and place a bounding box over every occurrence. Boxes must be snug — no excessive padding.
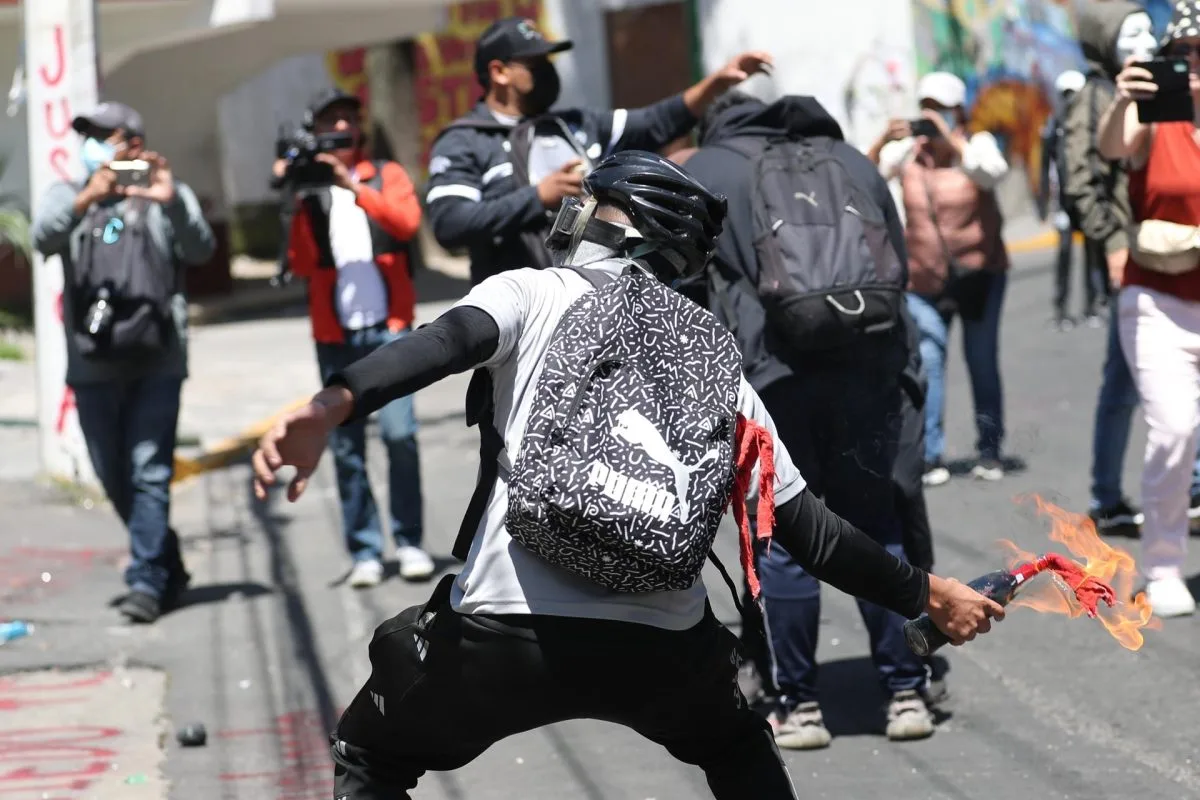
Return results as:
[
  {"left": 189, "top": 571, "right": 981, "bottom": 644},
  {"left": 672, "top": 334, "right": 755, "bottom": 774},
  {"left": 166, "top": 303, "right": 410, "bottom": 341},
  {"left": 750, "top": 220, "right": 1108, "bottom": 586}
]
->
[{"left": 491, "top": 261, "right": 751, "bottom": 593}]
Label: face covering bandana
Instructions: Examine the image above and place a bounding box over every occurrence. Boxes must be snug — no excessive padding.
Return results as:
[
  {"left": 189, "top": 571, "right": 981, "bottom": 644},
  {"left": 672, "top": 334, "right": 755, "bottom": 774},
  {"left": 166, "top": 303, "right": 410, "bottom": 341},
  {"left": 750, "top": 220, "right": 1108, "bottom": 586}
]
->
[
  {"left": 523, "top": 60, "right": 562, "bottom": 116},
  {"left": 81, "top": 137, "right": 117, "bottom": 176},
  {"left": 1115, "top": 12, "right": 1157, "bottom": 66}
]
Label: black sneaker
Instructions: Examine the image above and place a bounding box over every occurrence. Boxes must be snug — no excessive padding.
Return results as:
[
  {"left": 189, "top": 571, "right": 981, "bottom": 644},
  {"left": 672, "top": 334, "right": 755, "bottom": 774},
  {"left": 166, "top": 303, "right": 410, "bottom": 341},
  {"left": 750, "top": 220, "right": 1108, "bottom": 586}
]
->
[
  {"left": 118, "top": 590, "right": 161, "bottom": 624},
  {"left": 1090, "top": 500, "right": 1144, "bottom": 534},
  {"left": 1189, "top": 492, "right": 1200, "bottom": 522}
]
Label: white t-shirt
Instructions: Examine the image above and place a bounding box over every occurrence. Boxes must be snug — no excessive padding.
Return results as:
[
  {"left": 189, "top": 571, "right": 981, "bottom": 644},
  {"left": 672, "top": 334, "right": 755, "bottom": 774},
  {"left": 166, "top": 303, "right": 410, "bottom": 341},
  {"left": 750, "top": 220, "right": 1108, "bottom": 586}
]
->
[
  {"left": 450, "top": 259, "right": 807, "bottom": 631},
  {"left": 328, "top": 185, "right": 388, "bottom": 330}
]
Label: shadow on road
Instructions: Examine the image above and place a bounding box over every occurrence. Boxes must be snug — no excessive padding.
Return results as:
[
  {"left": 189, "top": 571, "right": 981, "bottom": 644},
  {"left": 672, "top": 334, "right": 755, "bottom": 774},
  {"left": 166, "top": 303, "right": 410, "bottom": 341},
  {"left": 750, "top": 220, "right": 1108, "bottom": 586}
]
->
[
  {"left": 945, "top": 454, "right": 1029, "bottom": 478},
  {"left": 177, "top": 580, "right": 274, "bottom": 608},
  {"left": 817, "top": 654, "right": 954, "bottom": 738}
]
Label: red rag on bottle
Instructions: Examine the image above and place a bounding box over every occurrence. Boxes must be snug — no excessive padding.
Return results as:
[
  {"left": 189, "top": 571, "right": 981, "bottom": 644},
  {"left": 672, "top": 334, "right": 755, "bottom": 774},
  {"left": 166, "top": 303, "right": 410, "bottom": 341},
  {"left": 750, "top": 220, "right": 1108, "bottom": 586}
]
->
[
  {"left": 1038, "top": 553, "right": 1117, "bottom": 617},
  {"left": 731, "top": 413, "right": 776, "bottom": 600}
]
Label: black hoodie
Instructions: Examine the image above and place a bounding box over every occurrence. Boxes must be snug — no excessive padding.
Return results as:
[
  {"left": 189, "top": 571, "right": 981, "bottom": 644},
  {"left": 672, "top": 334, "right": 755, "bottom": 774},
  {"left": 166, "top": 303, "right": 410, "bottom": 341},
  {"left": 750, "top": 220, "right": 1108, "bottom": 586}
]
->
[{"left": 682, "top": 95, "right": 909, "bottom": 392}]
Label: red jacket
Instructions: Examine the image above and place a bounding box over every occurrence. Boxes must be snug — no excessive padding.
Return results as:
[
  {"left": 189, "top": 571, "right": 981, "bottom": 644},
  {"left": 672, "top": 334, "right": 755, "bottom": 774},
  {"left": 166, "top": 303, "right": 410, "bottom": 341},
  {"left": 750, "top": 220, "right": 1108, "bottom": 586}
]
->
[{"left": 287, "top": 159, "right": 422, "bottom": 344}]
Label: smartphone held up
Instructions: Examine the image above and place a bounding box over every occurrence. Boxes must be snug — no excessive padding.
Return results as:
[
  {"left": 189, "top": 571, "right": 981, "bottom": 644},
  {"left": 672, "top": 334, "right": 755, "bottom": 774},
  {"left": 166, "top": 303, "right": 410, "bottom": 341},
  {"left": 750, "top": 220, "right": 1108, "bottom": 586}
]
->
[
  {"left": 910, "top": 118, "right": 941, "bottom": 139},
  {"left": 1135, "top": 57, "right": 1195, "bottom": 123},
  {"left": 110, "top": 159, "right": 152, "bottom": 188}
]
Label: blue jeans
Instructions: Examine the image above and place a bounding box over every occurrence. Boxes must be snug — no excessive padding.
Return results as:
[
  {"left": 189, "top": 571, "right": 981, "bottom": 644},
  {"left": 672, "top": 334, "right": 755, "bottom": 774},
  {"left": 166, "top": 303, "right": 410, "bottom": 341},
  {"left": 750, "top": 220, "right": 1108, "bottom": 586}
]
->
[
  {"left": 906, "top": 274, "right": 1008, "bottom": 463},
  {"left": 1090, "top": 308, "right": 1200, "bottom": 508},
  {"left": 755, "top": 353, "right": 927, "bottom": 704},
  {"left": 316, "top": 326, "right": 423, "bottom": 562},
  {"left": 73, "top": 374, "right": 185, "bottom": 599}
]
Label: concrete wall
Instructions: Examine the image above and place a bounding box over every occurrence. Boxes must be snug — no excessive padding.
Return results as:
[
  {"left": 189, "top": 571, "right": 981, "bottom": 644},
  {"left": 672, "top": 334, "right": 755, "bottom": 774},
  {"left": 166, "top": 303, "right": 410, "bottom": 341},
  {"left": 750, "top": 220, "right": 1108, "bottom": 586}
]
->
[{"left": 696, "top": 0, "right": 918, "bottom": 153}]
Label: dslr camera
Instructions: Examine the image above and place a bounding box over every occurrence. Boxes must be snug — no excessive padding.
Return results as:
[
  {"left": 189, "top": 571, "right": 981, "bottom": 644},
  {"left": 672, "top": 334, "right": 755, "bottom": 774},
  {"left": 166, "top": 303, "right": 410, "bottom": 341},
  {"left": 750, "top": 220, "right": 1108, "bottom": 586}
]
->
[{"left": 274, "top": 126, "right": 355, "bottom": 190}]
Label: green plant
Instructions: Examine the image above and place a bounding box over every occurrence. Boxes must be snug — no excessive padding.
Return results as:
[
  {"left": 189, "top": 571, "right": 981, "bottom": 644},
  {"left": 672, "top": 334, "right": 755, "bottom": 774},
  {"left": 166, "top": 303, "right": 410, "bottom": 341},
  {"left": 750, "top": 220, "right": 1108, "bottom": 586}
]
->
[
  {"left": 0, "top": 307, "right": 32, "bottom": 331},
  {"left": 0, "top": 338, "right": 22, "bottom": 361},
  {"left": 0, "top": 207, "right": 30, "bottom": 262}
]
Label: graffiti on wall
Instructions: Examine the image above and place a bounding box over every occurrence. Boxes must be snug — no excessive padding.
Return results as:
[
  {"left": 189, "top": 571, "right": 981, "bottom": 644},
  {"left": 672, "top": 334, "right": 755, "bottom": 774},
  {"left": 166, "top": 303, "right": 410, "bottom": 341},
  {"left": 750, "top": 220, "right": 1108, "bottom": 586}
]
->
[
  {"left": 413, "top": 0, "right": 546, "bottom": 178},
  {"left": 911, "top": 0, "right": 1085, "bottom": 199},
  {"left": 326, "top": 48, "right": 371, "bottom": 123}
]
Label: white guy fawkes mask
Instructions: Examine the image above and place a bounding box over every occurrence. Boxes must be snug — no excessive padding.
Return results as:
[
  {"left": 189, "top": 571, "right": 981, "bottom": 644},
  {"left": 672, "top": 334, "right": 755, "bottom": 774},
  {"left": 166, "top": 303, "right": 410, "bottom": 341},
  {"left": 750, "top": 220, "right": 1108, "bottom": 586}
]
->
[{"left": 1116, "top": 12, "right": 1157, "bottom": 65}]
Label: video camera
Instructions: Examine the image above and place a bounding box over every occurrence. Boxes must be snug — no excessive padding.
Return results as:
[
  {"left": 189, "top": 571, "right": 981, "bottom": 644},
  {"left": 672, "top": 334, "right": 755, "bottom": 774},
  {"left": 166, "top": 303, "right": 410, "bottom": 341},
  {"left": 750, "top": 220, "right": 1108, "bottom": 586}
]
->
[{"left": 274, "top": 126, "right": 355, "bottom": 190}]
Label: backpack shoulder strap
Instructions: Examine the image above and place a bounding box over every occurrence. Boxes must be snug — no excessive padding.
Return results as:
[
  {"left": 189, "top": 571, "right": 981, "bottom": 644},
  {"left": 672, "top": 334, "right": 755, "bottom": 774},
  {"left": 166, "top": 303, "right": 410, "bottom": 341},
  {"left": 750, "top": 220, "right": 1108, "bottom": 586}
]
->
[
  {"left": 454, "top": 367, "right": 505, "bottom": 561},
  {"left": 562, "top": 264, "right": 619, "bottom": 291},
  {"left": 708, "top": 136, "right": 768, "bottom": 161}
]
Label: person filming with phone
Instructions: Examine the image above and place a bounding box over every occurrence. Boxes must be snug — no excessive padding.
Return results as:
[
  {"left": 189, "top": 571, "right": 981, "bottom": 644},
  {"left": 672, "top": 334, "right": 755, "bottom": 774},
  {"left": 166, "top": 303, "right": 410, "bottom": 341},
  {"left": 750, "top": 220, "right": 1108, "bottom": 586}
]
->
[
  {"left": 31, "top": 101, "right": 215, "bottom": 624},
  {"left": 868, "top": 73, "right": 1010, "bottom": 488},
  {"left": 1095, "top": 1, "right": 1200, "bottom": 618}
]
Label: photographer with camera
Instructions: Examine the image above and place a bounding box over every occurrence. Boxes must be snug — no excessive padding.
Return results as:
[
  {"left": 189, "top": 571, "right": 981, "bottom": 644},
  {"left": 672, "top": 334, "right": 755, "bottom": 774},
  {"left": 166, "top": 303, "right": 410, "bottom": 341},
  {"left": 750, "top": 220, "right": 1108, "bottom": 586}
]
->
[
  {"left": 275, "top": 89, "right": 429, "bottom": 588},
  {"left": 425, "top": 16, "right": 771, "bottom": 284},
  {"left": 31, "top": 101, "right": 216, "bottom": 624}
]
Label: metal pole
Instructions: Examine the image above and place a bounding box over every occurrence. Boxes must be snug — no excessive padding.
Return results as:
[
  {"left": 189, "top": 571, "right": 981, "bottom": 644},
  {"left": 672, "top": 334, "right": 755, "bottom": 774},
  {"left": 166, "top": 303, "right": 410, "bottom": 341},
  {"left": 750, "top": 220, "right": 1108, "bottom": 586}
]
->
[{"left": 24, "top": 0, "right": 100, "bottom": 485}]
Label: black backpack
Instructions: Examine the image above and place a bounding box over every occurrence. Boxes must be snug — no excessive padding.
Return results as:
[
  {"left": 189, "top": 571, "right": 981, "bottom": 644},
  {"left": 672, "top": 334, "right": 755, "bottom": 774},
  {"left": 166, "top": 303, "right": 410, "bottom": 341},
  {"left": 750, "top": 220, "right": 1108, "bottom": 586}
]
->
[
  {"left": 71, "top": 198, "right": 176, "bottom": 361},
  {"left": 713, "top": 135, "right": 905, "bottom": 355},
  {"left": 456, "top": 262, "right": 752, "bottom": 594}
]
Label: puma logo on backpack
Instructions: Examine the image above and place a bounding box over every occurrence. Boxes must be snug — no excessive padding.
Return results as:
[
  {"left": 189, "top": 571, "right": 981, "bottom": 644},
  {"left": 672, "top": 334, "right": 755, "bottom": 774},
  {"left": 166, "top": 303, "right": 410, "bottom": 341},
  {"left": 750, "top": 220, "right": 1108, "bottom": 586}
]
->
[{"left": 715, "top": 135, "right": 906, "bottom": 355}]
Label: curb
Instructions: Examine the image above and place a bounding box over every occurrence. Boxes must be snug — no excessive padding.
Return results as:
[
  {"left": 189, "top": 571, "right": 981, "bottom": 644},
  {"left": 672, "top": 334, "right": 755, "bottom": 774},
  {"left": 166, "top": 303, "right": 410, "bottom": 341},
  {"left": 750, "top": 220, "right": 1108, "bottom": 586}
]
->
[
  {"left": 187, "top": 281, "right": 306, "bottom": 326},
  {"left": 172, "top": 397, "right": 311, "bottom": 486},
  {"left": 1007, "top": 229, "right": 1080, "bottom": 255}
]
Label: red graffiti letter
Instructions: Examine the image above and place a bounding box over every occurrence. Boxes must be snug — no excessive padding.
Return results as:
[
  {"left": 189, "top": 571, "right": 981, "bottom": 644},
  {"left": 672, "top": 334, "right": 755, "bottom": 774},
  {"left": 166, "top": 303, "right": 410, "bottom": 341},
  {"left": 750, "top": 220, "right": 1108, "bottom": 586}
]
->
[
  {"left": 55, "top": 388, "right": 76, "bottom": 436},
  {"left": 49, "top": 148, "right": 72, "bottom": 183},
  {"left": 44, "top": 98, "right": 71, "bottom": 138},
  {"left": 37, "top": 26, "right": 67, "bottom": 87}
]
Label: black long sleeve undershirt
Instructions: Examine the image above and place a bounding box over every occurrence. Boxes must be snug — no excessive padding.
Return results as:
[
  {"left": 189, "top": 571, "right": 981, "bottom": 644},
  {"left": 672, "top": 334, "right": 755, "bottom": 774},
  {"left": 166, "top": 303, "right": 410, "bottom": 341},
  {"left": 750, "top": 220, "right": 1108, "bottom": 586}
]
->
[
  {"left": 327, "top": 305, "right": 930, "bottom": 618},
  {"left": 327, "top": 305, "right": 501, "bottom": 424},
  {"left": 772, "top": 491, "right": 930, "bottom": 620}
]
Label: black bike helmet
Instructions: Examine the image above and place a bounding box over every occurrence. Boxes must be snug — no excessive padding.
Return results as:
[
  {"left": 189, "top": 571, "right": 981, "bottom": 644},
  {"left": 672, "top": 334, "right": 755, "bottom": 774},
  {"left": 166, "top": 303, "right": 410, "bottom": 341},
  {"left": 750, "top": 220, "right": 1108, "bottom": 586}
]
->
[{"left": 582, "top": 150, "right": 727, "bottom": 278}]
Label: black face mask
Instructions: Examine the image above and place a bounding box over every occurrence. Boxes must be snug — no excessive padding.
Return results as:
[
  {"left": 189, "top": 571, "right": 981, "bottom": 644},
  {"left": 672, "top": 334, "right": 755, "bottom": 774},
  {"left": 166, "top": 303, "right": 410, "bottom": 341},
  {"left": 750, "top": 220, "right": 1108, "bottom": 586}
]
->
[{"left": 522, "top": 60, "right": 561, "bottom": 116}]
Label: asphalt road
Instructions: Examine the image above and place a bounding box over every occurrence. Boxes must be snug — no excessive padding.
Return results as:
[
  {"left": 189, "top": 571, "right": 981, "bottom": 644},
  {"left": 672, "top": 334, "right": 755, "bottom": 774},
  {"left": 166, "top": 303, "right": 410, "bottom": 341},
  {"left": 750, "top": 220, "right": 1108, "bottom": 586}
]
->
[{"left": 3, "top": 245, "right": 1199, "bottom": 800}]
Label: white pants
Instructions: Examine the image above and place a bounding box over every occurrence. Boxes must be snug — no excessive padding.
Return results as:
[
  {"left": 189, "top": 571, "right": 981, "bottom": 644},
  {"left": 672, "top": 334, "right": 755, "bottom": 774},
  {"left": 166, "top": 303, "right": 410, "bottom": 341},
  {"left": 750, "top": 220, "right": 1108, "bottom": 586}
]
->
[{"left": 1118, "top": 286, "right": 1200, "bottom": 579}]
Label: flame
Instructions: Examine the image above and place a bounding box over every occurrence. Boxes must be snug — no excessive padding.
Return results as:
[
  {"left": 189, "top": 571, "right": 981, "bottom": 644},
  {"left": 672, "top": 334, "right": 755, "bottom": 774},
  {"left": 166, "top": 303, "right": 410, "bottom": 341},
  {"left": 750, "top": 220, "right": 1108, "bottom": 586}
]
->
[{"left": 997, "top": 496, "right": 1160, "bottom": 651}]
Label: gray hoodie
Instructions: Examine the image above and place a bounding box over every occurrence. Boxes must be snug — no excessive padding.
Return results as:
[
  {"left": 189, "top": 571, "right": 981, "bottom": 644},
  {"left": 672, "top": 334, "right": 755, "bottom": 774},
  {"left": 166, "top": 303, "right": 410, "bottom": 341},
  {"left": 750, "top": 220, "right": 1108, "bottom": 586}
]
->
[
  {"left": 31, "top": 180, "right": 215, "bottom": 386},
  {"left": 1062, "top": 0, "right": 1140, "bottom": 255}
]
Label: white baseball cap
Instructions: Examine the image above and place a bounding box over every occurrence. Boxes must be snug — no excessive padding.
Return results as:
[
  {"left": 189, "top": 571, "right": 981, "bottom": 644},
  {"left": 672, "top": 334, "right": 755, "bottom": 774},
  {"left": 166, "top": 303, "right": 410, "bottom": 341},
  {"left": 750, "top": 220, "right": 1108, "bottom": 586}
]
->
[
  {"left": 1054, "top": 70, "right": 1086, "bottom": 96},
  {"left": 917, "top": 72, "right": 966, "bottom": 108}
]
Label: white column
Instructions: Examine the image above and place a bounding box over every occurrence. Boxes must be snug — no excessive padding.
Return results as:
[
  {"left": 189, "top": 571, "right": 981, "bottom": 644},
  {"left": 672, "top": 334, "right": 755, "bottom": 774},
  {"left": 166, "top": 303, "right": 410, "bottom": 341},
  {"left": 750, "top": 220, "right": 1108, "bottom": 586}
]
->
[{"left": 24, "top": 0, "right": 100, "bottom": 485}]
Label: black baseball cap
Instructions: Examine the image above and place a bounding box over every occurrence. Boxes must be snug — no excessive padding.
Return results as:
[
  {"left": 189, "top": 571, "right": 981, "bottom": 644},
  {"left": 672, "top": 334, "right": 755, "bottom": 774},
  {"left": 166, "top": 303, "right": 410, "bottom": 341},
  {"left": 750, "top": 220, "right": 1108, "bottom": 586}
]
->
[
  {"left": 307, "top": 88, "right": 362, "bottom": 120},
  {"left": 72, "top": 101, "right": 145, "bottom": 138},
  {"left": 474, "top": 17, "right": 573, "bottom": 84}
]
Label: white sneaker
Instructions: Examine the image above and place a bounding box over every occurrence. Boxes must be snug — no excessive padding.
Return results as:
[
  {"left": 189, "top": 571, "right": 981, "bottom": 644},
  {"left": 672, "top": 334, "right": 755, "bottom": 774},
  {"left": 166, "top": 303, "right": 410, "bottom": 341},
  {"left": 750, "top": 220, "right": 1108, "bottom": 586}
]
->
[
  {"left": 886, "top": 690, "right": 935, "bottom": 741},
  {"left": 1145, "top": 576, "right": 1196, "bottom": 618},
  {"left": 923, "top": 462, "right": 950, "bottom": 488},
  {"left": 971, "top": 458, "right": 1005, "bottom": 482},
  {"left": 396, "top": 546, "right": 435, "bottom": 581},
  {"left": 348, "top": 559, "right": 384, "bottom": 589},
  {"left": 769, "top": 701, "right": 832, "bottom": 750}
]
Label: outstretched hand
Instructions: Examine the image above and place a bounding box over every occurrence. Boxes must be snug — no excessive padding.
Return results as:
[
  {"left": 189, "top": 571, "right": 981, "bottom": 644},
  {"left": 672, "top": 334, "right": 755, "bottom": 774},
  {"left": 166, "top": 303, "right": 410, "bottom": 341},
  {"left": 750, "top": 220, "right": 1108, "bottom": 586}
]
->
[{"left": 252, "top": 388, "right": 353, "bottom": 502}]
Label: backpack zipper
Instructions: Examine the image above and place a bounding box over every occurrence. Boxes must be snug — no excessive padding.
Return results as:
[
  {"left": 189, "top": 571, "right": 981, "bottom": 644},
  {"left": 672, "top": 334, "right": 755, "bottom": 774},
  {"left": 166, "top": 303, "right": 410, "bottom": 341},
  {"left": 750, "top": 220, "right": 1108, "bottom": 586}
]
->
[{"left": 558, "top": 357, "right": 621, "bottom": 440}]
